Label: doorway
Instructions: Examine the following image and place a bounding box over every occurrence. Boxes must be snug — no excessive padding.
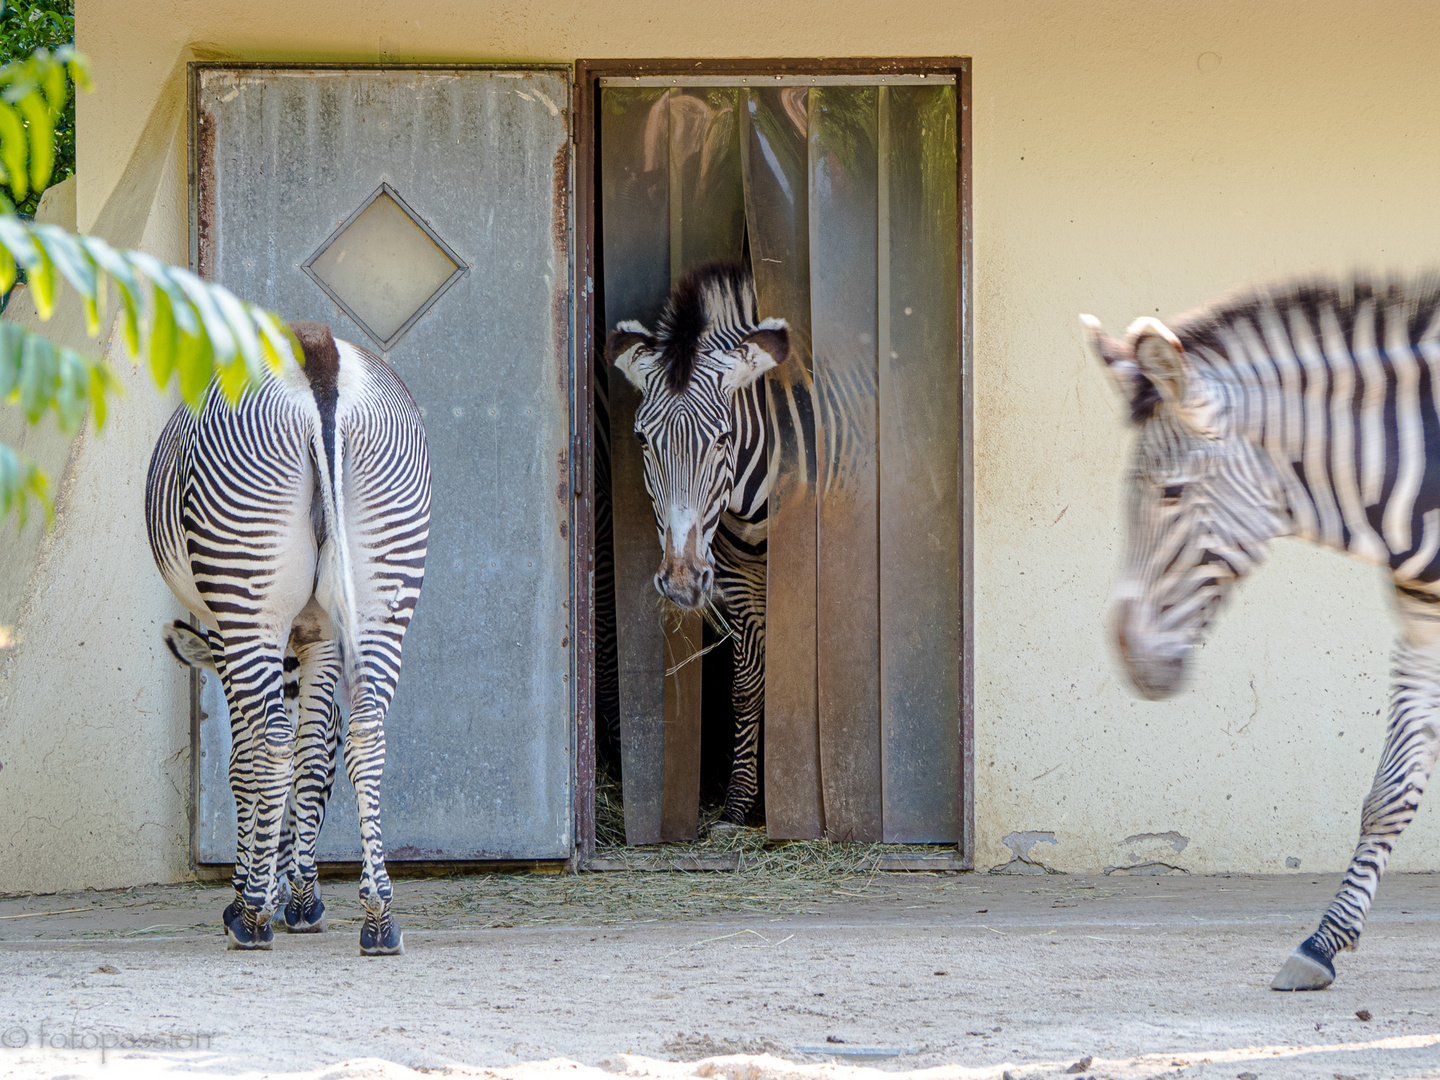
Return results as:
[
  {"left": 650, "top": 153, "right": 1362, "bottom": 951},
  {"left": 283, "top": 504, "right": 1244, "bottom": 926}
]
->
[{"left": 575, "top": 60, "right": 974, "bottom": 860}]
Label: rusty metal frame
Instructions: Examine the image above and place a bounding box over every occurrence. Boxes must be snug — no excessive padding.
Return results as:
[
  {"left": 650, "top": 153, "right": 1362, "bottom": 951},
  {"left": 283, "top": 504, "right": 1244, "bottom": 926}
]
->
[
  {"left": 573, "top": 57, "right": 974, "bottom": 869},
  {"left": 187, "top": 60, "right": 578, "bottom": 873}
]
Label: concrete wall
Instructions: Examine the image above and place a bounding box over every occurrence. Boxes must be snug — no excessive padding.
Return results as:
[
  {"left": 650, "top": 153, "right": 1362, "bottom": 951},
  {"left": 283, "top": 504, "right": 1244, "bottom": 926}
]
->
[
  {"left": 4, "top": 0, "right": 1427, "bottom": 888},
  {"left": 0, "top": 73, "right": 195, "bottom": 892}
]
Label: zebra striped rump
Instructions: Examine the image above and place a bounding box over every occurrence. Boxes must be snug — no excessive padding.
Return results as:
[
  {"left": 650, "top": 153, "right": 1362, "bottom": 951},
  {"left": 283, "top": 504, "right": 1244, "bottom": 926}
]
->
[{"left": 1084, "top": 275, "right": 1440, "bottom": 989}]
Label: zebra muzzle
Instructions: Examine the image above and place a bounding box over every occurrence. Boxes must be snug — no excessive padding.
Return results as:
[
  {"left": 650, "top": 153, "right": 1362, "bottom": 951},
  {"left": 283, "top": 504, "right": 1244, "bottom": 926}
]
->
[{"left": 1112, "top": 599, "right": 1187, "bottom": 700}]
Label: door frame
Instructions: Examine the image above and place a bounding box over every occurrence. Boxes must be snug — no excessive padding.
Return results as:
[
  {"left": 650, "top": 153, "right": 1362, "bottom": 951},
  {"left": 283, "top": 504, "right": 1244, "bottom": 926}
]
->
[{"left": 572, "top": 57, "right": 974, "bottom": 866}]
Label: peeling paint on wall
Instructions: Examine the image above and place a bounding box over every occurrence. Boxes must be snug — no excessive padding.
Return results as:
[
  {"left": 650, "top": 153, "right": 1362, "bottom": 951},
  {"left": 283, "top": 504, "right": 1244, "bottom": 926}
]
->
[
  {"left": 1103, "top": 831, "right": 1192, "bottom": 875},
  {"left": 992, "top": 831, "right": 1061, "bottom": 875}
]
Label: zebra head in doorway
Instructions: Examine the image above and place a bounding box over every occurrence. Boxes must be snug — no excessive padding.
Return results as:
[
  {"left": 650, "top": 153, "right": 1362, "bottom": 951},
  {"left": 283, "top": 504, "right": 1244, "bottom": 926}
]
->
[
  {"left": 606, "top": 262, "right": 789, "bottom": 610},
  {"left": 1082, "top": 312, "right": 1287, "bottom": 700}
]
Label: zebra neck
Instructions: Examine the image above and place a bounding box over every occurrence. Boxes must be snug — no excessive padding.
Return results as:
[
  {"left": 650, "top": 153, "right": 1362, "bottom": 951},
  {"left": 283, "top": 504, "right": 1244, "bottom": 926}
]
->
[{"left": 1202, "top": 337, "right": 1438, "bottom": 573}]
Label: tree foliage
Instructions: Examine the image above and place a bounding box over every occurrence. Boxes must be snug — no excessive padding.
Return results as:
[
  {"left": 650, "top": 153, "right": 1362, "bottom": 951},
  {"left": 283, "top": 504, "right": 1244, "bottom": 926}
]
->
[
  {"left": 0, "top": 37, "right": 294, "bottom": 528},
  {"left": 0, "top": 1, "right": 75, "bottom": 216}
]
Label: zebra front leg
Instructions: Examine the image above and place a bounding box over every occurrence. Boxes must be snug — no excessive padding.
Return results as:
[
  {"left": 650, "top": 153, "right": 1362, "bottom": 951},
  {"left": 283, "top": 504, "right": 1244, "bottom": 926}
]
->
[
  {"left": 720, "top": 565, "right": 767, "bottom": 825},
  {"left": 1273, "top": 636, "right": 1440, "bottom": 989},
  {"left": 345, "top": 702, "right": 401, "bottom": 956},
  {"left": 284, "top": 635, "right": 341, "bottom": 933}
]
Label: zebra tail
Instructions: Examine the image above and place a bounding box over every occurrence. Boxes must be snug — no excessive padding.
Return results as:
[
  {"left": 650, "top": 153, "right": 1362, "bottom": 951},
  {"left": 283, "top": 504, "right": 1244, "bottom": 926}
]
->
[{"left": 291, "top": 322, "right": 366, "bottom": 702}]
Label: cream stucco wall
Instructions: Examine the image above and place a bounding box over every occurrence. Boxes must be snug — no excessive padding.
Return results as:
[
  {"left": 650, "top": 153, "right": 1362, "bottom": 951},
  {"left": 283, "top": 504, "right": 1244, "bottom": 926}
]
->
[{"left": 4, "top": 0, "right": 1431, "bottom": 889}]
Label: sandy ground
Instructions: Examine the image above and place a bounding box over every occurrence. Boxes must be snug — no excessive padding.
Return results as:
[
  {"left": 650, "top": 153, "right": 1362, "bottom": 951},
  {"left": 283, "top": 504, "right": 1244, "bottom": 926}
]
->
[{"left": 0, "top": 869, "right": 1437, "bottom": 1080}]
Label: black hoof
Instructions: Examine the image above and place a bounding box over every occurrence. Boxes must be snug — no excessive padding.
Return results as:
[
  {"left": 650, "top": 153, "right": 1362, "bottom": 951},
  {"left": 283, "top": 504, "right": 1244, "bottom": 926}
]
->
[
  {"left": 221, "top": 899, "right": 242, "bottom": 934},
  {"left": 359, "top": 908, "right": 403, "bottom": 956},
  {"left": 225, "top": 906, "right": 275, "bottom": 951},
  {"left": 1272, "top": 934, "right": 1336, "bottom": 990},
  {"left": 284, "top": 882, "right": 326, "bottom": 934}
]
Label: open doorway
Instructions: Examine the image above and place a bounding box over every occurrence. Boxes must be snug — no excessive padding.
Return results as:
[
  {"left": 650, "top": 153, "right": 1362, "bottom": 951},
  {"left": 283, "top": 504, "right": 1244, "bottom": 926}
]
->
[{"left": 576, "top": 59, "right": 973, "bottom": 863}]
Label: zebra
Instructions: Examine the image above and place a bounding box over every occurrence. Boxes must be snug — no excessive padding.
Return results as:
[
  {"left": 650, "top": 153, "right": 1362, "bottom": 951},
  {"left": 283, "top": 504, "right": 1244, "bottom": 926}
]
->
[
  {"left": 146, "top": 321, "right": 430, "bottom": 954},
  {"left": 1083, "top": 276, "right": 1440, "bottom": 990},
  {"left": 606, "top": 261, "right": 789, "bottom": 824}
]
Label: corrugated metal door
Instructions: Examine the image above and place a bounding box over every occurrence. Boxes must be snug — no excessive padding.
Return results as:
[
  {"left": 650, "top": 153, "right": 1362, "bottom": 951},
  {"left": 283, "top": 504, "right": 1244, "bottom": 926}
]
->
[{"left": 191, "top": 66, "right": 574, "bottom": 862}]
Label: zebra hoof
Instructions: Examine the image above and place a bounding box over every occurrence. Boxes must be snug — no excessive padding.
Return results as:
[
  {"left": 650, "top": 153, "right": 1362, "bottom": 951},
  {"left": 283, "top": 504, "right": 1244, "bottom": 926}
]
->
[
  {"left": 359, "top": 909, "right": 404, "bottom": 957},
  {"left": 284, "top": 884, "right": 326, "bottom": 934},
  {"left": 284, "top": 898, "right": 326, "bottom": 934},
  {"left": 1271, "top": 937, "right": 1335, "bottom": 991},
  {"left": 225, "top": 908, "right": 275, "bottom": 951},
  {"left": 221, "top": 900, "right": 241, "bottom": 934}
]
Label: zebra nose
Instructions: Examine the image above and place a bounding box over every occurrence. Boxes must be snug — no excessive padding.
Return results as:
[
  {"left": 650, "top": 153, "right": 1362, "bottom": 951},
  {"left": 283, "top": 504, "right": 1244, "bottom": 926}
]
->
[
  {"left": 698, "top": 566, "right": 714, "bottom": 595},
  {"left": 1112, "top": 598, "right": 1186, "bottom": 700}
]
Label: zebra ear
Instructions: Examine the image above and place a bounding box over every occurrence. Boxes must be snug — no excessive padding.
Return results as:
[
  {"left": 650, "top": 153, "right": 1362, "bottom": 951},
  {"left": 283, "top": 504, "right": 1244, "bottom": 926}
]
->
[
  {"left": 720, "top": 319, "right": 789, "bottom": 394},
  {"left": 606, "top": 320, "right": 659, "bottom": 391},
  {"left": 1124, "top": 316, "right": 1223, "bottom": 435},
  {"left": 1125, "top": 318, "right": 1189, "bottom": 400},
  {"left": 1081, "top": 314, "right": 1146, "bottom": 399}
]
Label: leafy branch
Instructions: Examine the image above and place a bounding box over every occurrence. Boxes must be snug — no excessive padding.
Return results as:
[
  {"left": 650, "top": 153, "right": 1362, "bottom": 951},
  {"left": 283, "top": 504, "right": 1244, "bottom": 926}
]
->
[{"left": 0, "top": 41, "right": 295, "bottom": 528}]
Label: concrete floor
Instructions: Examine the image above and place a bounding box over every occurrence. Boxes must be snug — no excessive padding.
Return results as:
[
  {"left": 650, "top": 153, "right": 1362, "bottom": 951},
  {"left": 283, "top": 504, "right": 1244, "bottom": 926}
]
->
[{"left": 0, "top": 871, "right": 1437, "bottom": 1080}]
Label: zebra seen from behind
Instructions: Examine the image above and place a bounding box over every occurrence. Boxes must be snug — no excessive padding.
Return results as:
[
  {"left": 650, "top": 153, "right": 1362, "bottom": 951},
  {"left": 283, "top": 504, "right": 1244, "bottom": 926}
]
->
[
  {"left": 1083, "top": 276, "right": 1440, "bottom": 990},
  {"left": 146, "top": 321, "right": 430, "bottom": 954},
  {"left": 606, "top": 262, "right": 789, "bottom": 824}
]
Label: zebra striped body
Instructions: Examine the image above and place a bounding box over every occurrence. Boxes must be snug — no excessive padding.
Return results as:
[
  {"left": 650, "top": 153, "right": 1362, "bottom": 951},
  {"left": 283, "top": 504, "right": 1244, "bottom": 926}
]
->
[
  {"left": 146, "top": 322, "right": 429, "bottom": 953},
  {"left": 1084, "top": 277, "right": 1440, "bottom": 989},
  {"left": 607, "top": 263, "right": 788, "bottom": 823}
]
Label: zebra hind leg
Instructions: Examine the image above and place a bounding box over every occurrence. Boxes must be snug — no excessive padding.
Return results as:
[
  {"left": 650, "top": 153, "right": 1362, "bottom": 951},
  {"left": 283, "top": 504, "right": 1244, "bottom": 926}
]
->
[
  {"left": 283, "top": 630, "right": 341, "bottom": 934},
  {"left": 1273, "top": 637, "right": 1440, "bottom": 990},
  {"left": 345, "top": 703, "right": 402, "bottom": 956}
]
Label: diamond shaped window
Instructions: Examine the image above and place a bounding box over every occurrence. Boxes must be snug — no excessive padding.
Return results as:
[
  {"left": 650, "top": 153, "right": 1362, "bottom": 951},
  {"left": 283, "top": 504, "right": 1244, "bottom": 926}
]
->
[{"left": 303, "top": 183, "right": 467, "bottom": 351}]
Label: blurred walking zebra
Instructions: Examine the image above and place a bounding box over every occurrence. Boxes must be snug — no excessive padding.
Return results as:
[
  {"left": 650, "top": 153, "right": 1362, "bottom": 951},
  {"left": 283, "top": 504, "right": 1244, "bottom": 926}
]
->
[
  {"left": 1083, "top": 276, "right": 1440, "bottom": 990},
  {"left": 146, "top": 322, "right": 430, "bottom": 954},
  {"left": 606, "top": 262, "right": 788, "bottom": 823}
]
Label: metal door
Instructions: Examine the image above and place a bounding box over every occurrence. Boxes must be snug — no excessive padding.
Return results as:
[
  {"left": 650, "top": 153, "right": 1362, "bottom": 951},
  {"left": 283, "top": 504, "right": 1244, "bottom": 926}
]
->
[{"left": 191, "top": 65, "right": 574, "bottom": 862}]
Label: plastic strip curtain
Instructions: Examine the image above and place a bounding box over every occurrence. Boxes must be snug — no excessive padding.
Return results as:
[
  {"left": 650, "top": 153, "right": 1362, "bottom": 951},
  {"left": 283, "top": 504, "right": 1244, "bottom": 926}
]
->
[
  {"left": 601, "top": 87, "right": 744, "bottom": 844},
  {"left": 602, "top": 82, "right": 959, "bottom": 844}
]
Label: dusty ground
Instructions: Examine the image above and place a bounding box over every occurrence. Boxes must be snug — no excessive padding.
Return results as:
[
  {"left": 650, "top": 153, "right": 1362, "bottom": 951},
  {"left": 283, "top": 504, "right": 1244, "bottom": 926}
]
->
[{"left": 0, "top": 867, "right": 1437, "bottom": 1080}]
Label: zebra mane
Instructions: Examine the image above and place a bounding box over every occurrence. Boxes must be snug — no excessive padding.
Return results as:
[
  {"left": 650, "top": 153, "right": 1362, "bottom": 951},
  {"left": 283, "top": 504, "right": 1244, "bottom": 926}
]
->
[
  {"left": 653, "top": 261, "right": 759, "bottom": 394},
  {"left": 1129, "top": 274, "right": 1440, "bottom": 422}
]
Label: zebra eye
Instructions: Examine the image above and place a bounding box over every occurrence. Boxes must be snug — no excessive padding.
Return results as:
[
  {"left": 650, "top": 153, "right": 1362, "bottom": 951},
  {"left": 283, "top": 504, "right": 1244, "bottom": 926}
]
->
[
  {"left": 633, "top": 431, "right": 648, "bottom": 448},
  {"left": 1160, "top": 484, "right": 1185, "bottom": 506}
]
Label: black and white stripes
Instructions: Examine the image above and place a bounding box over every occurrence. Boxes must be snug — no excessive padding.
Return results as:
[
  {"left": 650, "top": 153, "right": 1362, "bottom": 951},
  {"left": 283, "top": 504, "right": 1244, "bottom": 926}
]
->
[
  {"left": 1085, "top": 276, "right": 1440, "bottom": 990},
  {"left": 145, "top": 322, "right": 429, "bottom": 954},
  {"left": 606, "top": 262, "right": 789, "bottom": 823}
]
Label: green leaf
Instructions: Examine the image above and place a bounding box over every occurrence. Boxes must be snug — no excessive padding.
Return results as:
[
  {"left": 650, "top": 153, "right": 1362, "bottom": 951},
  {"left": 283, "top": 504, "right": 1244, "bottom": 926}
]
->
[
  {"left": 0, "top": 240, "right": 16, "bottom": 294},
  {"left": 177, "top": 329, "right": 213, "bottom": 408},
  {"left": 148, "top": 284, "right": 177, "bottom": 388},
  {"left": 0, "top": 99, "right": 26, "bottom": 201},
  {"left": 27, "top": 238, "right": 55, "bottom": 318},
  {"left": 128, "top": 251, "right": 200, "bottom": 336},
  {"left": 87, "top": 358, "right": 119, "bottom": 430},
  {"left": 52, "top": 346, "right": 88, "bottom": 431},
  {"left": 214, "top": 353, "right": 249, "bottom": 405},
  {"left": 17, "top": 330, "right": 55, "bottom": 423},
  {"left": 210, "top": 282, "right": 264, "bottom": 381},
  {"left": 252, "top": 308, "right": 297, "bottom": 373},
  {"left": 16, "top": 89, "right": 53, "bottom": 194},
  {"left": 80, "top": 234, "right": 141, "bottom": 354},
  {"left": 0, "top": 319, "right": 23, "bottom": 398},
  {"left": 0, "top": 441, "right": 51, "bottom": 530},
  {"left": 171, "top": 266, "right": 238, "bottom": 367},
  {"left": 0, "top": 212, "right": 40, "bottom": 269},
  {"left": 32, "top": 224, "right": 97, "bottom": 301}
]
